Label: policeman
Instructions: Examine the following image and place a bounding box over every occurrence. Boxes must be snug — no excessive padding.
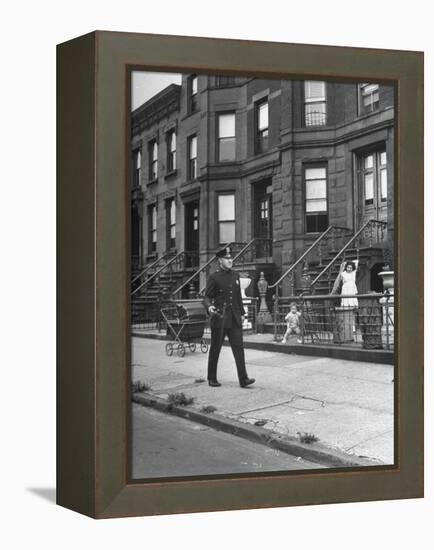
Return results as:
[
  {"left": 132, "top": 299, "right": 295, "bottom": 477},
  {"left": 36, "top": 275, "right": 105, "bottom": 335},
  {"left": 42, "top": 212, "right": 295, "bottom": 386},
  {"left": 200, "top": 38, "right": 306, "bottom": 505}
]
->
[{"left": 203, "top": 246, "right": 255, "bottom": 388}]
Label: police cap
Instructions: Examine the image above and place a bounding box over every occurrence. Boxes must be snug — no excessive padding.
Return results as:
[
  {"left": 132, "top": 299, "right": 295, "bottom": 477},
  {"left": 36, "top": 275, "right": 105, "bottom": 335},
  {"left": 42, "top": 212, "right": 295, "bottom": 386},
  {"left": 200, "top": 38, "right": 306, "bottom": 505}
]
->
[{"left": 216, "top": 246, "right": 233, "bottom": 259}]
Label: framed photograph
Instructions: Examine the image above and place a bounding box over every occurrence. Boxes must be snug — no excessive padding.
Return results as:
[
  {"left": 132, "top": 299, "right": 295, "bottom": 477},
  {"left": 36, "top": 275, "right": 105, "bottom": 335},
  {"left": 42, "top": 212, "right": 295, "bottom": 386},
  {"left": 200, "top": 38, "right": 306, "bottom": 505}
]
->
[{"left": 57, "top": 31, "right": 423, "bottom": 518}]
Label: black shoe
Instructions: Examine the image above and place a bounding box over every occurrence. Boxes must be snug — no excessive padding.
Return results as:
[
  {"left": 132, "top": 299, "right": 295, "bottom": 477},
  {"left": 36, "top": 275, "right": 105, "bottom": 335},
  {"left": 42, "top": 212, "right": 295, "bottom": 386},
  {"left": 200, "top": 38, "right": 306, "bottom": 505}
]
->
[
  {"left": 208, "top": 380, "right": 221, "bottom": 387},
  {"left": 240, "top": 377, "right": 255, "bottom": 388}
]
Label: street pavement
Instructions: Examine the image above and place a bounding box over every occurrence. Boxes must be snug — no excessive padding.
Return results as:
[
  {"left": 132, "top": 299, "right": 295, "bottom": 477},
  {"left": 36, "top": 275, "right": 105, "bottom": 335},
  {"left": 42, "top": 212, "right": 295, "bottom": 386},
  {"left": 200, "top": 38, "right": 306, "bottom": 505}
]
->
[
  {"left": 132, "top": 337, "right": 394, "bottom": 466},
  {"left": 132, "top": 404, "right": 323, "bottom": 479}
]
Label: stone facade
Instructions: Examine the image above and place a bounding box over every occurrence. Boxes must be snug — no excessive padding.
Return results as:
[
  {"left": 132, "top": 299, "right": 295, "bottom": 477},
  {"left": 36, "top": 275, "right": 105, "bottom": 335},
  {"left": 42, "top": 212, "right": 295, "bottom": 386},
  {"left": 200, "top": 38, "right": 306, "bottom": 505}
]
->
[{"left": 131, "top": 74, "right": 394, "bottom": 294}]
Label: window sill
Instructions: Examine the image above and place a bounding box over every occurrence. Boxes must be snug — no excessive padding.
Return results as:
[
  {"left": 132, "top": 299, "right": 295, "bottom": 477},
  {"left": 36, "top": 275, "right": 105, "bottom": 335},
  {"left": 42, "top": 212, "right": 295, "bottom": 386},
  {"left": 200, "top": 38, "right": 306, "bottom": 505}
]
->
[
  {"left": 164, "top": 170, "right": 177, "bottom": 180},
  {"left": 304, "top": 124, "right": 328, "bottom": 129},
  {"left": 182, "top": 178, "right": 199, "bottom": 186},
  {"left": 216, "top": 159, "right": 237, "bottom": 165}
]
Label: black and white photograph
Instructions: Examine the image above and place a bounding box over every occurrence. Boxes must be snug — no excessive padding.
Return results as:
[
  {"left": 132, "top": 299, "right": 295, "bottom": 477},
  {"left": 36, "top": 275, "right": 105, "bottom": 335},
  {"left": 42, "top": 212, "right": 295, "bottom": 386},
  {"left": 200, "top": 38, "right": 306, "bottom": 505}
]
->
[{"left": 129, "top": 70, "right": 395, "bottom": 479}]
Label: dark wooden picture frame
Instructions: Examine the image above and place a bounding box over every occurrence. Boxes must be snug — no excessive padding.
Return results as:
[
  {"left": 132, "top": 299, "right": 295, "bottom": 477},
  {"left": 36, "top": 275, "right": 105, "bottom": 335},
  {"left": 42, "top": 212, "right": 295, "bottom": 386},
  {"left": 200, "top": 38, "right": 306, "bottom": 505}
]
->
[{"left": 57, "top": 31, "right": 423, "bottom": 518}]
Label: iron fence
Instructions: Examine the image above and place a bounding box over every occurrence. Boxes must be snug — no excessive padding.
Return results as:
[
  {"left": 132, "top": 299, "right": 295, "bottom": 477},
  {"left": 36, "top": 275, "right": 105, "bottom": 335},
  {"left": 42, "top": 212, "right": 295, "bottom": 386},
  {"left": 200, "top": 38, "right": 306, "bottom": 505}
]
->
[{"left": 273, "top": 292, "right": 394, "bottom": 351}]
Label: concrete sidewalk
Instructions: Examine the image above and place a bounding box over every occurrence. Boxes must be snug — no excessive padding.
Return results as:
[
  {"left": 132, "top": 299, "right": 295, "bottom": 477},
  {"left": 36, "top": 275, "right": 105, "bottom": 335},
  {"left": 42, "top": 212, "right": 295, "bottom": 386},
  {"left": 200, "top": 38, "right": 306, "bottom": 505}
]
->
[{"left": 131, "top": 337, "right": 394, "bottom": 467}]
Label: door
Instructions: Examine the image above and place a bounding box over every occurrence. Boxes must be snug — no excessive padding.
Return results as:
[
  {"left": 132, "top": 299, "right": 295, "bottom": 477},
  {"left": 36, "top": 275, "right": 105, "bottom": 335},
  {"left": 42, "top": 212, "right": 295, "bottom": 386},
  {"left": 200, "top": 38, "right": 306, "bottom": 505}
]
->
[
  {"left": 357, "top": 149, "right": 388, "bottom": 230},
  {"left": 253, "top": 182, "right": 273, "bottom": 258},
  {"left": 185, "top": 200, "right": 199, "bottom": 267}
]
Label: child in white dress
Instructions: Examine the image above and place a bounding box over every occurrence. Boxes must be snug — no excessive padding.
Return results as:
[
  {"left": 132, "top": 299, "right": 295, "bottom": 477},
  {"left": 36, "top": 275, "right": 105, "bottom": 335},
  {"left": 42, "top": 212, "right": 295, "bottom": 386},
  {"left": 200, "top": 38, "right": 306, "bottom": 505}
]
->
[{"left": 339, "top": 260, "right": 359, "bottom": 307}]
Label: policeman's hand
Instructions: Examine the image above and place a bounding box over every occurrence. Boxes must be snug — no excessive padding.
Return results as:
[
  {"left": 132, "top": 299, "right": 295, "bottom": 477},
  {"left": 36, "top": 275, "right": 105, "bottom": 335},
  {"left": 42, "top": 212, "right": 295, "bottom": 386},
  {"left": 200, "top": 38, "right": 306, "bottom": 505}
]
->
[{"left": 208, "top": 306, "right": 217, "bottom": 315}]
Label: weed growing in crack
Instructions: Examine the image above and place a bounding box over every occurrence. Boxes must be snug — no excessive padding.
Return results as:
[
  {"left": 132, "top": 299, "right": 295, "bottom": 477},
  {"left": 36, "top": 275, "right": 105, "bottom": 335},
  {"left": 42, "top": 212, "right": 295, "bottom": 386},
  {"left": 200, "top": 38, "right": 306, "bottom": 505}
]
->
[
  {"left": 167, "top": 392, "right": 195, "bottom": 406},
  {"left": 131, "top": 380, "right": 151, "bottom": 393},
  {"left": 297, "top": 431, "right": 319, "bottom": 444},
  {"left": 200, "top": 405, "right": 217, "bottom": 413}
]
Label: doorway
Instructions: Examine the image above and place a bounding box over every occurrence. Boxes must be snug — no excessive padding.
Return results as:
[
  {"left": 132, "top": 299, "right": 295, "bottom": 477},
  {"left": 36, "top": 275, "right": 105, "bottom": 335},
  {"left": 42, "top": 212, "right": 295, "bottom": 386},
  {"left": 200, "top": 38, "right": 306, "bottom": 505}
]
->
[
  {"left": 184, "top": 199, "right": 200, "bottom": 267},
  {"left": 356, "top": 148, "right": 388, "bottom": 230},
  {"left": 253, "top": 181, "right": 273, "bottom": 258}
]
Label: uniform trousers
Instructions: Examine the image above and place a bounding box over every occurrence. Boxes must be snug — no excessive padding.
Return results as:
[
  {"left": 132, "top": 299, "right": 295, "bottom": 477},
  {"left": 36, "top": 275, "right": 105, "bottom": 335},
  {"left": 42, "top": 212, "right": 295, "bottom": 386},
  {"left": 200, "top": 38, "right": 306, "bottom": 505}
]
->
[{"left": 207, "top": 313, "right": 248, "bottom": 383}]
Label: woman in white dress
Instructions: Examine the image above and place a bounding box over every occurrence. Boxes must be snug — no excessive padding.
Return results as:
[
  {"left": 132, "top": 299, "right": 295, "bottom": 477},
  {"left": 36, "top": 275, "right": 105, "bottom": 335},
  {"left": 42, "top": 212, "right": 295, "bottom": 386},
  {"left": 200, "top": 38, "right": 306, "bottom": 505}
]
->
[{"left": 338, "top": 260, "right": 358, "bottom": 308}]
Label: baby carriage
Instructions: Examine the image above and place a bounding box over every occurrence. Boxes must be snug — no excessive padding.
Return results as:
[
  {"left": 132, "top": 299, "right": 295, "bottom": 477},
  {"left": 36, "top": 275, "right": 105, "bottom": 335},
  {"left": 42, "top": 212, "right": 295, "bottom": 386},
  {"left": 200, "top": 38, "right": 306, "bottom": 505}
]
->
[{"left": 160, "top": 301, "right": 209, "bottom": 357}]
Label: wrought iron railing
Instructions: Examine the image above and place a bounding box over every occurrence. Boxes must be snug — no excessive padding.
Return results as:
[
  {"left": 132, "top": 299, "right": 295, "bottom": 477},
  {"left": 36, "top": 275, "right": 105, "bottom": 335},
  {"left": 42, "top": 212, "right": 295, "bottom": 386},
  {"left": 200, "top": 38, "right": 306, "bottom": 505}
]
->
[
  {"left": 232, "top": 238, "right": 273, "bottom": 267},
  {"left": 131, "top": 251, "right": 174, "bottom": 289},
  {"left": 310, "top": 219, "right": 388, "bottom": 292},
  {"left": 131, "top": 250, "right": 200, "bottom": 297},
  {"left": 305, "top": 110, "right": 327, "bottom": 127},
  {"left": 272, "top": 292, "right": 394, "bottom": 351},
  {"left": 269, "top": 225, "right": 351, "bottom": 296}
]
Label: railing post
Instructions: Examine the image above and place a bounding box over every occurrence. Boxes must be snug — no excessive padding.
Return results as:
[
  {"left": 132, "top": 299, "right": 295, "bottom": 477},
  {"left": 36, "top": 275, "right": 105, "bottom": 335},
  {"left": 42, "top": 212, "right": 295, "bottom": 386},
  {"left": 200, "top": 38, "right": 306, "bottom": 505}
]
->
[
  {"left": 273, "top": 286, "right": 279, "bottom": 342},
  {"left": 385, "top": 294, "right": 390, "bottom": 351},
  {"left": 301, "top": 297, "right": 305, "bottom": 344}
]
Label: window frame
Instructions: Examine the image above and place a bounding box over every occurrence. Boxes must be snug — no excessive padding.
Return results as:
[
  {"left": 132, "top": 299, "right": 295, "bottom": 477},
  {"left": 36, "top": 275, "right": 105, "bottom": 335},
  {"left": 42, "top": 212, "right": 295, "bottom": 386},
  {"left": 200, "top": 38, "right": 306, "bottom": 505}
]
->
[
  {"left": 304, "top": 81, "right": 327, "bottom": 127},
  {"left": 304, "top": 164, "right": 329, "bottom": 234},
  {"left": 358, "top": 149, "right": 388, "bottom": 206},
  {"left": 148, "top": 203, "right": 157, "bottom": 254},
  {"left": 217, "top": 192, "right": 236, "bottom": 245},
  {"left": 165, "top": 198, "right": 176, "bottom": 250},
  {"left": 188, "top": 75, "right": 198, "bottom": 113},
  {"left": 187, "top": 134, "right": 198, "bottom": 181},
  {"left": 166, "top": 129, "right": 176, "bottom": 173},
  {"left": 132, "top": 148, "right": 141, "bottom": 188},
  {"left": 254, "top": 98, "right": 269, "bottom": 154},
  {"left": 148, "top": 139, "right": 158, "bottom": 182},
  {"left": 217, "top": 111, "right": 236, "bottom": 163},
  {"left": 358, "top": 82, "right": 380, "bottom": 115}
]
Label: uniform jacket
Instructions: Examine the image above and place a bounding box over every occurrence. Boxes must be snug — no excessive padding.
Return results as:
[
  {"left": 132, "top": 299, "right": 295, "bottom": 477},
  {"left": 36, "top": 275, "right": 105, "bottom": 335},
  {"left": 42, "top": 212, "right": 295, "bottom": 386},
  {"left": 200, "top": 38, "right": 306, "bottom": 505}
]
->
[{"left": 203, "top": 268, "right": 246, "bottom": 328}]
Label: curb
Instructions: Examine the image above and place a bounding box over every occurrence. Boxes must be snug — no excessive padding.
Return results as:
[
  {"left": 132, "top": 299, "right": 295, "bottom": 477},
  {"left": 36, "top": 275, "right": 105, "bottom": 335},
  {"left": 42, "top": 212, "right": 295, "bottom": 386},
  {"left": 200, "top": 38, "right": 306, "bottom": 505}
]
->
[
  {"left": 132, "top": 332, "right": 393, "bottom": 365},
  {"left": 132, "top": 392, "right": 381, "bottom": 469}
]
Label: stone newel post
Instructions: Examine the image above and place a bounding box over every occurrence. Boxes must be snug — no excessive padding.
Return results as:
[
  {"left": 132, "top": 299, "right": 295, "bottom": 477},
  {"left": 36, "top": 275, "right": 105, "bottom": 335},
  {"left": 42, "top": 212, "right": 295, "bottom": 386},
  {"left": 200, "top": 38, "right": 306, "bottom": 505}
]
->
[
  {"left": 379, "top": 270, "right": 394, "bottom": 349},
  {"left": 239, "top": 272, "right": 252, "bottom": 330},
  {"left": 256, "top": 272, "right": 272, "bottom": 332}
]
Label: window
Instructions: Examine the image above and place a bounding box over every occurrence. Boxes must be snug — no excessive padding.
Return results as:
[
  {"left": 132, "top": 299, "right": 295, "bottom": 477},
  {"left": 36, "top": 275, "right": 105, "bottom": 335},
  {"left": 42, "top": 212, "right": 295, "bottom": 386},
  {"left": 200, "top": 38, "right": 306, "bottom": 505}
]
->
[
  {"left": 380, "top": 152, "right": 387, "bottom": 201},
  {"left": 359, "top": 150, "right": 387, "bottom": 205},
  {"left": 305, "top": 166, "right": 328, "bottom": 233},
  {"left": 255, "top": 99, "right": 269, "bottom": 153},
  {"left": 304, "top": 81, "right": 326, "bottom": 126},
  {"left": 166, "top": 198, "right": 176, "bottom": 249},
  {"left": 133, "top": 148, "right": 141, "bottom": 188},
  {"left": 189, "top": 75, "right": 198, "bottom": 113},
  {"left": 218, "top": 194, "right": 235, "bottom": 244},
  {"left": 359, "top": 83, "right": 379, "bottom": 115},
  {"left": 148, "top": 204, "right": 157, "bottom": 253},
  {"left": 216, "top": 75, "right": 236, "bottom": 87},
  {"left": 166, "top": 129, "right": 176, "bottom": 172},
  {"left": 148, "top": 140, "right": 158, "bottom": 181},
  {"left": 363, "top": 155, "right": 374, "bottom": 205},
  {"left": 218, "top": 113, "right": 236, "bottom": 162},
  {"left": 188, "top": 135, "right": 197, "bottom": 180}
]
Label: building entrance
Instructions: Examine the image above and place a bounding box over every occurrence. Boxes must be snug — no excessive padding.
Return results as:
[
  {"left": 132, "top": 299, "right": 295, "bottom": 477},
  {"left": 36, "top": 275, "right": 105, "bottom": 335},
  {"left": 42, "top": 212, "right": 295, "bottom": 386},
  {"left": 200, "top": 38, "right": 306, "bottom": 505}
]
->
[
  {"left": 185, "top": 199, "right": 200, "bottom": 267},
  {"left": 356, "top": 149, "right": 388, "bottom": 231},
  {"left": 253, "top": 181, "right": 273, "bottom": 258}
]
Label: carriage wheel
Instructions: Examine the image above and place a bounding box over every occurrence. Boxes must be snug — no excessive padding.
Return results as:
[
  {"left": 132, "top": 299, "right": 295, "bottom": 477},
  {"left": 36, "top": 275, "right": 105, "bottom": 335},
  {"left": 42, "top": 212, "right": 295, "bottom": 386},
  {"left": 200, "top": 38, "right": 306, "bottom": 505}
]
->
[
  {"left": 189, "top": 342, "right": 196, "bottom": 352},
  {"left": 165, "top": 342, "right": 173, "bottom": 356},
  {"left": 177, "top": 344, "right": 185, "bottom": 357},
  {"left": 200, "top": 340, "right": 209, "bottom": 353}
]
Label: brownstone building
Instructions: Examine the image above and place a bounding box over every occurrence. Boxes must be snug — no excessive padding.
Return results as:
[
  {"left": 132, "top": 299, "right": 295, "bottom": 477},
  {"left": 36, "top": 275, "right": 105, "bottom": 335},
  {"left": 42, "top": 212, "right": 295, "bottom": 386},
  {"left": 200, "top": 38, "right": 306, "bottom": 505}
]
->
[{"left": 131, "top": 74, "right": 394, "bottom": 301}]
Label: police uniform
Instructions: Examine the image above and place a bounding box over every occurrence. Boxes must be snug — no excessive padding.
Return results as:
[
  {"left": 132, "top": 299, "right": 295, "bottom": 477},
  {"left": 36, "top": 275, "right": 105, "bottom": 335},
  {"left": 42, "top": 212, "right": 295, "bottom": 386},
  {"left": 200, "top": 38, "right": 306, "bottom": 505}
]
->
[{"left": 203, "top": 247, "right": 255, "bottom": 387}]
